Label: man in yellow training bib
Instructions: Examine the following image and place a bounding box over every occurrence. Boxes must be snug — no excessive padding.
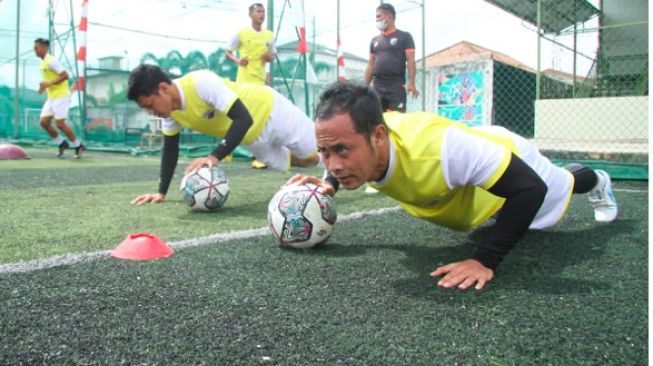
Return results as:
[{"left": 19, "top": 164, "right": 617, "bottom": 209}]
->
[
  {"left": 288, "top": 81, "right": 618, "bottom": 291},
  {"left": 34, "top": 38, "right": 86, "bottom": 158},
  {"left": 226, "top": 3, "right": 276, "bottom": 85},
  {"left": 127, "top": 64, "right": 320, "bottom": 205},
  {"left": 226, "top": 3, "right": 277, "bottom": 169}
]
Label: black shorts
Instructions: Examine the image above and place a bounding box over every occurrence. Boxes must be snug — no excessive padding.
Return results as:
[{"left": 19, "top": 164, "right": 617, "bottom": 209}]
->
[
  {"left": 380, "top": 95, "right": 407, "bottom": 113},
  {"left": 374, "top": 82, "right": 407, "bottom": 112}
]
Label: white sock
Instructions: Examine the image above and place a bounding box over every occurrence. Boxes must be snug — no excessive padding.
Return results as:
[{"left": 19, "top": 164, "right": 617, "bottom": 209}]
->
[
  {"left": 54, "top": 136, "right": 64, "bottom": 144},
  {"left": 70, "top": 139, "right": 81, "bottom": 148}
]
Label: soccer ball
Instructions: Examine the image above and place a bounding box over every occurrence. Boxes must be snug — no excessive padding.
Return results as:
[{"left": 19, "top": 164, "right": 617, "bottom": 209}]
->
[
  {"left": 180, "top": 166, "right": 230, "bottom": 211},
  {"left": 267, "top": 183, "right": 337, "bottom": 249}
]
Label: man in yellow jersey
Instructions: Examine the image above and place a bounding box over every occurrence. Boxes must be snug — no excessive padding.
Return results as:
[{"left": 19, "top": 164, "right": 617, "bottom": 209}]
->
[
  {"left": 288, "top": 81, "right": 618, "bottom": 291},
  {"left": 226, "top": 3, "right": 276, "bottom": 85},
  {"left": 34, "top": 38, "right": 86, "bottom": 158},
  {"left": 126, "top": 64, "right": 319, "bottom": 204},
  {"left": 226, "top": 3, "right": 277, "bottom": 169}
]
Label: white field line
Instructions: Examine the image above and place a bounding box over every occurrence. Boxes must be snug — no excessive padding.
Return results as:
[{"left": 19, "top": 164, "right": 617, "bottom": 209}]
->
[
  {"left": 0, "top": 187, "right": 647, "bottom": 275},
  {"left": 613, "top": 188, "right": 648, "bottom": 194},
  {"left": 0, "top": 206, "right": 402, "bottom": 275}
]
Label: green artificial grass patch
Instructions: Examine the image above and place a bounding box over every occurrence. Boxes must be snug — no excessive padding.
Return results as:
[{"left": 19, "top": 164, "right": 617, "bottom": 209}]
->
[
  {"left": 0, "top": 147, "right": 647, "bottom": 365},
  {"left": 0, "top": 199, "right": 647, "bottom": 365},
  {"left": 0, "top": 148, "right": 395, "bottom": 263}
]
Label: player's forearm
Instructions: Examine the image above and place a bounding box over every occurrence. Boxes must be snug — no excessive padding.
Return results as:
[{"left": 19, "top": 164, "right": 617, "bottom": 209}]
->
[
  {"left": 158, "top": 134, "right": 180, "bottom": 195},
  {"left": 407, "top": 61, "right": 416, "bottom": 85},
  {"left": 210, "top": 99, "right": 252, "bottom": 161},
  {"left": 225, "top": 50, "right": 238, "bottom": 63},
  {"left": 473, "top": 154, "right": 547, "bottom": 269},
  {"left": 364, "top": 64, "right": 373, "bottom": 85}
]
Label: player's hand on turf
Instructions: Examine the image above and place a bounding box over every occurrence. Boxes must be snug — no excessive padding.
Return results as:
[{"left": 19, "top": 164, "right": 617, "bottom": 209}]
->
[
  {"left": 284, "top": 174, "right": 335, "bottom": 196},
  {"left": 131, "top": 193, "right": 166, "bottom": 205},
  {"left": 430, "top": 259, "right": 494, "bottom": 290},
  {"left": 184, "top": 156, "right": 219, "bottom": 175}
]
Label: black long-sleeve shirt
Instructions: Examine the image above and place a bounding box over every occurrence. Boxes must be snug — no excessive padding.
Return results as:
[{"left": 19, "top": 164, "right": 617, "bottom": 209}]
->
[{"left": 157, "top": 99, "right": 252, "bottom": 195}]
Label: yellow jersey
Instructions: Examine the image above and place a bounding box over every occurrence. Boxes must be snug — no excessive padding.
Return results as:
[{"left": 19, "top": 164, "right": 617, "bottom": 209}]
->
[
  {"left": 165, "top": 70, "right": 273, "bottom": 144},
  {"left": 369, "top": 112, "right": 518, "bottom": 231},
  {"left": 230, "top": 27, "right": 274, "bottom": 84},
  {"left": 40, "top": 54, "right": 70, "bottom": 99},
  {"left": 369, "top": 112, "right": 574, "bottom": 231}
]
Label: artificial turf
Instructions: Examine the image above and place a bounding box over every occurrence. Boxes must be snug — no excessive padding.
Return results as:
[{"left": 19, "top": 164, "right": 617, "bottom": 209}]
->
[
  {"left": 0, "top": 147, "right": 648, "bottom": 365},
  {"left": 0, "top": 149, "right": 394, "bottom": 263}
]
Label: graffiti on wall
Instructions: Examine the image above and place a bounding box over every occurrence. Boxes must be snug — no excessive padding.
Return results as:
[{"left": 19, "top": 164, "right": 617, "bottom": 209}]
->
[{"left": 437, "top": 71, "right": 484, "bottom": 126}]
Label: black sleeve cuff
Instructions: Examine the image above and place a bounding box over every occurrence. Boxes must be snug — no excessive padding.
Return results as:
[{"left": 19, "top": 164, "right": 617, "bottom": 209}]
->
[{"left": 323, "top": 171, "right": 340, "bottom": 193}]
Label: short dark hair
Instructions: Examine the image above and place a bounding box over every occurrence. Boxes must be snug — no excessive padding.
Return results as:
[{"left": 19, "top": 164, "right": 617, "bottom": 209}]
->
[
  {"left": 377, "top": 3, "right": 396, "bottom": 19},
  {"left": 127, "top": 64, "right": 172, "bottom": 101},
  {"left": 34, "top": 38, "right": 50, "bottom": 47},
  {"left": 315, "top": 81, "right": 386, "bottom": 141},
  {"left": 249, "top": 3, "right": 264, "bottom": 12}
]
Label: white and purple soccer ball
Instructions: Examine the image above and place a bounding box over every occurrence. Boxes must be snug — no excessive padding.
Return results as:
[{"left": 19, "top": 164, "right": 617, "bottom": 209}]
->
[
  {"left": 268, "top": 183, "right": 337, "bottom": 248},
  {"left": 180, "top": 166, "right": 229, "bottom": 211}
]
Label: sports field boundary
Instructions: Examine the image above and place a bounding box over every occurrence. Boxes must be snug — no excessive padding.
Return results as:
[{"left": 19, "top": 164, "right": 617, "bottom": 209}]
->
[{"left": 0, "top": 206, "right": 402, "bottom": 275}]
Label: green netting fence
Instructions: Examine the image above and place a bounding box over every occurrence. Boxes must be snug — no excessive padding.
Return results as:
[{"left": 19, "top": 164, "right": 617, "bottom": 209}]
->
[{"left": 1, "top": 0, "right": 647, "bottom": 179}]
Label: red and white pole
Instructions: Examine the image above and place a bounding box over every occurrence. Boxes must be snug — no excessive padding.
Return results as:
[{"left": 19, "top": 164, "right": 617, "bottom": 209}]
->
[
  {"left": 337, "top": 39, "right": 346, "bottom": 81},
  {"left": 76, "top": 0, "right": 88, "bottom": 91}
]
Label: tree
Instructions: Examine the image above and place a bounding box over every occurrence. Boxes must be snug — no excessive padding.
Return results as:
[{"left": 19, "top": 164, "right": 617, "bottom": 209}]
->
[
  {"left": 162, "top": 50, "right": 185, "bottom": 77},
  {"left": 186, "top": 51, "right": 208, "bottom": 72},
  {"left": 140, "top": 52, "right": 160, "bottom": 66},
  {"left": 208, "top": 48, "right": 238, "bottom": 80},
  {"left": 138, "top": 49, "right": 237, "bottom": 79}
]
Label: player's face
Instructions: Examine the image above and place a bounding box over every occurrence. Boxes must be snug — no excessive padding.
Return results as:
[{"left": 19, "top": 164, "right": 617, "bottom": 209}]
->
[
  {"left": 376, "top": 9, "right": 392, "bottom": 23},
  {"left": 250, "top": 6, "right": 265, "bottom": 25},
  {"left": 316, "top": 113, "right": 383, "bottom": 190},
  {"left": 33, "top": 43, "right": 47, "bottom": 58},
  {"left": 136, "top": 84, "right": 174, "bottom": 118}
]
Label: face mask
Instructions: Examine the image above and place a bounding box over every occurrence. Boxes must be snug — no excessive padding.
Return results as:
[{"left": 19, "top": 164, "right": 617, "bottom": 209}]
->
[{"left": 376, "top": 19, "right": 388, "bottom": 31}]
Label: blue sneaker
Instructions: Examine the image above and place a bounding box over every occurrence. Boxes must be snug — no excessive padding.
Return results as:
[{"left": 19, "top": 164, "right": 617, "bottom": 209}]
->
[{"left": 588, "top": 169, "right": 618, "bottom": 222}]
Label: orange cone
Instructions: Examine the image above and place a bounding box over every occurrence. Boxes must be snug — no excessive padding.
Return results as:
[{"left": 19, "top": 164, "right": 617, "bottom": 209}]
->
[{"left": 111, "top": 233, "right": 174, "bottom": 260}]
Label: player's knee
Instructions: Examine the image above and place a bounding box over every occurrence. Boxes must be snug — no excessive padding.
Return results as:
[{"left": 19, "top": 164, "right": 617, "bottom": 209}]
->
[
  {"left": 40, "top": 118, "right": 51, "bottom": 128},
  {"left": 55, "top": 120, "right": 67, "bottom": 129}
]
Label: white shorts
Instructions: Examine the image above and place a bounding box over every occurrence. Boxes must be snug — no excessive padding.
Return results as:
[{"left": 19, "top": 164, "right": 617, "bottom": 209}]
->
[
  {"left": 479, "top": 126, "right": 574, "bottom": 229},
  {"left": 246, "top": 90, "right": 317, "bottom": 171},
  {"left": 40, "top": 96, "right": 71, "bottom": 120}
]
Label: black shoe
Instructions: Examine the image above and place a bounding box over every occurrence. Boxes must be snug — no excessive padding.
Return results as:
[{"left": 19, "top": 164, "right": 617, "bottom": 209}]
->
[
  {"left": 74, "top": 144, "right": 86, "bottom": 159},
  {"left": 57, "top": 141, "right": 70, "bottom": 157}
]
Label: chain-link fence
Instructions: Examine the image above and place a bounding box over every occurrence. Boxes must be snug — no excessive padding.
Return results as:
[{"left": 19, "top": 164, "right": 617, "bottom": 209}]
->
[
  {"left": 0, "top": 0, "right": 647, "bottom": 176},
  {"left": 532, "top": 0, "right": 648, "bottom": 167}
]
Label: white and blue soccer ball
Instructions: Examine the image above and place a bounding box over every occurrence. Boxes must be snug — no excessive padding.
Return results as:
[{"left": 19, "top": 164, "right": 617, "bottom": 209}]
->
[
  {"left": 180, "top": 166, "right": 229, "bottom": 211},
  {"left": 267, "top": 183, "right": 337, "bottom": 249}
]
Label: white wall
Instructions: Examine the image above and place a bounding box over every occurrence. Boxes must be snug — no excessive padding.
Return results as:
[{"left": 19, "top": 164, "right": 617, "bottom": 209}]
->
[{"left": 534, "top": 96, "right": 648, "bottom": 141}]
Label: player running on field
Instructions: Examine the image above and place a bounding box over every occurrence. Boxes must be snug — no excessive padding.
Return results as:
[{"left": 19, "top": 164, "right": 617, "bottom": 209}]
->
[
  {"left": 127, "top": 64, "right": 320, "bottom": 204},
  {"left": 34, "top": 38, "right": 86, "bottom": 158}
]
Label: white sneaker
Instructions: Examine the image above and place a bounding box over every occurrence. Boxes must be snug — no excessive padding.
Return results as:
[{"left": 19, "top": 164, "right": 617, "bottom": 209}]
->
[
  {"left": 588, "top": 169, "right": 618, "bottom": 222},
  {"left": 364, "top": 186, "right": 379, "bottom": 194}
]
